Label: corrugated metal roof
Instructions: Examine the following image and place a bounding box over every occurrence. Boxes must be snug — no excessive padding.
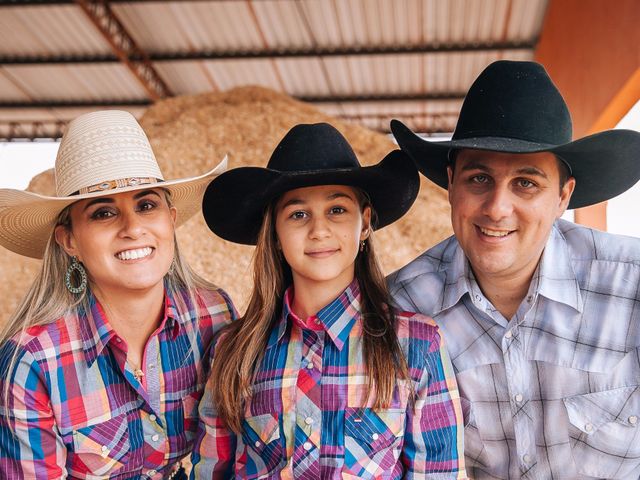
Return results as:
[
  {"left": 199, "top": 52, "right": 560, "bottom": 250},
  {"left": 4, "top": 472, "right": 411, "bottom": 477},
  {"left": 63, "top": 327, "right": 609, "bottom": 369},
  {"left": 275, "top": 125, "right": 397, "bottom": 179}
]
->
[{"left": 0, "top": 0, "right": 549, "bottom": 140}]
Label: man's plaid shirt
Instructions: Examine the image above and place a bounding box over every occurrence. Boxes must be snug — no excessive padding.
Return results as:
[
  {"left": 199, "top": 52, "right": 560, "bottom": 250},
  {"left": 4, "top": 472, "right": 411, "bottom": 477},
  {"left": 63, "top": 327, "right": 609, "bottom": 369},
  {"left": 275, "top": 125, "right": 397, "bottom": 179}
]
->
[{"left": 388, "top": 219, "right": 640, "bottom": 479}]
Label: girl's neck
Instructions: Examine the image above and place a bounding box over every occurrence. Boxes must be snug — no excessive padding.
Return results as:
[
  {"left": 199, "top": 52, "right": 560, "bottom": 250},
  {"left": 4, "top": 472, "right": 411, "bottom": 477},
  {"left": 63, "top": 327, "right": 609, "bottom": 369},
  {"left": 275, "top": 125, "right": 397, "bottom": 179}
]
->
[{"left": 290, "top": 272, "right": 355, "bottom": 320}]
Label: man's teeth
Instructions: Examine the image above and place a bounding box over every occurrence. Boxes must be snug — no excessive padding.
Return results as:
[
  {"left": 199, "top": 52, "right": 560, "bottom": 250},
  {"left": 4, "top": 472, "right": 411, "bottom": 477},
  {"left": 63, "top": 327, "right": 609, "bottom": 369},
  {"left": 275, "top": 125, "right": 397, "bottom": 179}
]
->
[
  {"left": 480, "top": 227, "right": 510, "bottom": 237},
  {"left": 116, "top": 247, "right": 153, "bottom": 260}
]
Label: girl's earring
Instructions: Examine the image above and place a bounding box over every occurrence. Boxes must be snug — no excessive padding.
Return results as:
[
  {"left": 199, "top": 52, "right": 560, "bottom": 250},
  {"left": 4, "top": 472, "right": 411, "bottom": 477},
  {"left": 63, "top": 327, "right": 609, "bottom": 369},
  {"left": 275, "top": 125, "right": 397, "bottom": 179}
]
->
[
  {"left": 65, "top": 256, "right": 87, "bottom": 294},
  {"left": 360, "top": 239, "right": 366, "bottom": 252}
]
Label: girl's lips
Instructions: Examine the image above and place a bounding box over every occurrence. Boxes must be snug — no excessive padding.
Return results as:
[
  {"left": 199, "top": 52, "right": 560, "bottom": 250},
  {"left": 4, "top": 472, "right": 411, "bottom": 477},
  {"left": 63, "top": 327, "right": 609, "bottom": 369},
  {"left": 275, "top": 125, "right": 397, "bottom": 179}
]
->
[{"left": 305, "top": 249, "right": 339, "bottom": 258}]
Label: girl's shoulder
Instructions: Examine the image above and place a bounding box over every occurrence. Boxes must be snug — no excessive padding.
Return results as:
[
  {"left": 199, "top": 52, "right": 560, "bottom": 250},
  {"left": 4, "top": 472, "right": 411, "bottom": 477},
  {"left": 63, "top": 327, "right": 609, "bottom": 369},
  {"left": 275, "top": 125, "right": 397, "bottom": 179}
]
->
[{"left": 393, "top": 310, "right": 442, "bottom": 346}]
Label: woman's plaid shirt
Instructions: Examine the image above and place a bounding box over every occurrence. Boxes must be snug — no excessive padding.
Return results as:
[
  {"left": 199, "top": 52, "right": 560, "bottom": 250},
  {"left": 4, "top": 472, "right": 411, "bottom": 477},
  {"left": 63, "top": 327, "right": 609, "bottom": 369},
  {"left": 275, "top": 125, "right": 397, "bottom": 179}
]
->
[{"left": 0, "top": 285, "right": 236, "bottom": 479}]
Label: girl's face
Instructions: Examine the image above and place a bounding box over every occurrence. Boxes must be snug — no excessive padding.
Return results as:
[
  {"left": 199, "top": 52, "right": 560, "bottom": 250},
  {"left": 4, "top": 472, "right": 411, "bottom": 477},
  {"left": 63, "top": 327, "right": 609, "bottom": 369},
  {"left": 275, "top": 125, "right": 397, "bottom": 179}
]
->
[
  {"left": 55, "top": 188, "right": 177, "bottom": 297},
  {"left": 275, "top": 184, "right": 371, "bottom": 291}
]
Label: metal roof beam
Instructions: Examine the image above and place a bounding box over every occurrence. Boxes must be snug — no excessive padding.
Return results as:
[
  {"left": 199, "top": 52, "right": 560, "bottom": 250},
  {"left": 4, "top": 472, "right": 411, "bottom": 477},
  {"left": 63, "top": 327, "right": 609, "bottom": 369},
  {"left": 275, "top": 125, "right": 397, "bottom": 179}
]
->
[
  {"left": 0, "top": 92, "right": 464, "bottom": 110},
  {"left": 0, "top": 41, "right": 535, "bottom": 66},
  {"left": 73, "top": 0, "right": 172, "bottom": 100}
]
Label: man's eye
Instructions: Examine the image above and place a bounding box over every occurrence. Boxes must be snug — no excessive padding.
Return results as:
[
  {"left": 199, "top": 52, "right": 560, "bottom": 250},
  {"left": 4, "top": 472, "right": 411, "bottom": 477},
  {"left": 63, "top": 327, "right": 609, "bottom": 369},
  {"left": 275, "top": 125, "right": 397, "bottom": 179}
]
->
[
  {"left": 471, "top": 175, "right": 489, "bottom": 184},
  {"left": 517, "top": 179, "right": 535, "bottom": 188}
]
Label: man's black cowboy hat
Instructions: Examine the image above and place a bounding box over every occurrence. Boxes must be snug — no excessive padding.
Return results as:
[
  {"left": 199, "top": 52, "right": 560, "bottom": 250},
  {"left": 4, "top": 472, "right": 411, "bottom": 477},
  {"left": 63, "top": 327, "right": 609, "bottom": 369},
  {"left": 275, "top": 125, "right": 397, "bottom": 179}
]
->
[
  {"left": 391, "top": 60, "right": 640, "bottom": 209},
  {"left": 202, "top": 122, "right": 419, "bottom": 245}
]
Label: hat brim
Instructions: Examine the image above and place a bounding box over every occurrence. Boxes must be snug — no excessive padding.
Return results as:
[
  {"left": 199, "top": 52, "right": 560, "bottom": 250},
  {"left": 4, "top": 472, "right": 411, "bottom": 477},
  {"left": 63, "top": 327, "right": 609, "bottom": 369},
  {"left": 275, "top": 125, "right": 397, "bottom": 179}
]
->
[
  {"left": 202, "top": 150, "right": 419, "bottom": 245},
  {"left": 391, "top": 119, "right": 640, "bottom": 209},
  {"left": 0, "top": 156, "right": 228, "bottom": 259}
]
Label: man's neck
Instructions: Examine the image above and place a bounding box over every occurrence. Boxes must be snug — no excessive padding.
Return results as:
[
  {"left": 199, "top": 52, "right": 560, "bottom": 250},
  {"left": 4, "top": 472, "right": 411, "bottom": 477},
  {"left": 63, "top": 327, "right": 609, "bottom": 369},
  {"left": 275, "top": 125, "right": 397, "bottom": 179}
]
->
[{"left": 473, "top": 269, "right": 534, "bottom": 321}]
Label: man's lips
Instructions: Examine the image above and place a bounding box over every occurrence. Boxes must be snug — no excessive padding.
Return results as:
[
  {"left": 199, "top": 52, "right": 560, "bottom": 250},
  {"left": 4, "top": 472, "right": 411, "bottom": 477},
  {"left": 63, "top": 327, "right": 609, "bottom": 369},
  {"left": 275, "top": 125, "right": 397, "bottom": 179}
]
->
[{"left": 477, "top": 226, "right": 515, "bottom": 238}]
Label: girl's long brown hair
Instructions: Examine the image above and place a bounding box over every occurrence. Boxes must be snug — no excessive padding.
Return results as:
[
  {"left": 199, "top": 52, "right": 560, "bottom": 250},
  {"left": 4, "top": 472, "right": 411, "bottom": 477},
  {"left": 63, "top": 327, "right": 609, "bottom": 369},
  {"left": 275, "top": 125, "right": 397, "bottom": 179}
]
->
[{"left": 210, "top": 190, "right": 410, "bottom": 433}]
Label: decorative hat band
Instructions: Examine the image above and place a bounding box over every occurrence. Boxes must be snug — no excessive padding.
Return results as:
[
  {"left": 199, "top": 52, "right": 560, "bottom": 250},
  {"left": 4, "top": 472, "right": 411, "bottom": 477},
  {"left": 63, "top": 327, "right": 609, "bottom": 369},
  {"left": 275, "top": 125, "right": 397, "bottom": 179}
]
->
[{"left": 73, "top": 177, "right": 161, "bottom": 195}]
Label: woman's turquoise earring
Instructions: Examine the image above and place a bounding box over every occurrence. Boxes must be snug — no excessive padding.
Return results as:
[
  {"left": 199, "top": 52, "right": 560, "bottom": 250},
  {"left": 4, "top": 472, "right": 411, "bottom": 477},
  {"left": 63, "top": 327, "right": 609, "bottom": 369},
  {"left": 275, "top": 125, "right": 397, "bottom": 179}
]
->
[{"left": 65, "top": 256, "right": 87, "bottom": 294}]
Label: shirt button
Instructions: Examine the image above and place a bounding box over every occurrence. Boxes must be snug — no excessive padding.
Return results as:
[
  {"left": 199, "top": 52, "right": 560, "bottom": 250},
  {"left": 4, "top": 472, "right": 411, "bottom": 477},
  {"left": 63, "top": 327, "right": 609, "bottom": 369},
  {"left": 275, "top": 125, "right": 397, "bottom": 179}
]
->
[
  {"left": 303, "top": 441, "right": 312, "bottom": 451},
  {"left": 101, "top": 445, "right": 108, "bottom": 452},
  {"left": 149, "top": 414, "right": 157, "bottom": 422},
  {"left": 115, "top": 337, "right": 122, "bottom": 343},
  {"left": 304, "top": 417, "right": 314, "bottom": 425},
  {"left": 505, "top": 330, "right": 513, "bottom": 339},
  {"left": 147, "top": 470, "right": 157, "bottom": 477},
  {"left": 629, "top": 415, "right": 638, "bottom": 425},
  {"left": 306, "top": 361, "right": 314, "bottom": 369},
  {"left": 584, "top": 423, "right": 593, "bottom": 433},
  {"left": 514, "top": 393, "right": 523, "bottom": 403},
  {"left": 255, "top": 440, "right": 261, "bottom": 448},
  {"left": 523, "top": 454, "right": 532, "bottom": 464},
  {"left": 314, "top": 319, "right": 321, "bottom": 325},
  {"left": 372, "top": 433, "right": 379, "bottom": 441},
  {"left": 151, "top": 434, "right": 159, "bottom": 442},
  {"left": 149, "top": 364, "right": 156, "bottom": 369},
  {"left": 527, "top": 295, "right": 533, "bottom": 303}
]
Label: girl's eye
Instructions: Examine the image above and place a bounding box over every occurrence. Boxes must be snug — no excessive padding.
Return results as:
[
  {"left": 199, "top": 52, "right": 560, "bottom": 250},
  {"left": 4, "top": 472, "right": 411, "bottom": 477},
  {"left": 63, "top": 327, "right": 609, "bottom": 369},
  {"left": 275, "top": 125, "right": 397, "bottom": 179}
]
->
[
  {"left": 290, "top": 211, "right": 307, "bottom": 220},
  {"left": 90, "top": 208, "right": 115, "bottom": 220},
  {"left": 329, "top": 206, "right": 346, "bottom": 215}
]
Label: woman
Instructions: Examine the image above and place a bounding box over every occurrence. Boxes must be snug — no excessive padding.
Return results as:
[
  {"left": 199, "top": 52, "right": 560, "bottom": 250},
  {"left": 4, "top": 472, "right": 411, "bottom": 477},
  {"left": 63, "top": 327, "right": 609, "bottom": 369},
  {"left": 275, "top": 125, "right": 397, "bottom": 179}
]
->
[
  {"left": 192, "top": 123, "right": 466, "bottom": 478},
  {"left": 0, "top": 110, "right": 236, "bottom": 479}
]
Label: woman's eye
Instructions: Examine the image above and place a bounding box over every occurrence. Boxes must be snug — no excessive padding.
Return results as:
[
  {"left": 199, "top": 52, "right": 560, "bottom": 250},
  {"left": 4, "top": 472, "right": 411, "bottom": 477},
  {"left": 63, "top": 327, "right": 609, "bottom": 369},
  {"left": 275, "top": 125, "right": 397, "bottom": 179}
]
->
[
  {"left": 138, "top": 200, "right": 157, "bottom": 211},
  {"left": 90, "top": 208, "right": 115, "bottom": 220}
]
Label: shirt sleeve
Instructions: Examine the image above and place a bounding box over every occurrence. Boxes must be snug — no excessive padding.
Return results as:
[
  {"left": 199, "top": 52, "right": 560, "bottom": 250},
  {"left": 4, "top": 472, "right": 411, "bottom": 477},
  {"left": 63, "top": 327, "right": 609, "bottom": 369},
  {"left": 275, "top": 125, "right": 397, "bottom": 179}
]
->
[
  {"left": 0, "top": 346, "right": 67, "bottom": 479},
  {"left": 190, "top": 360, "right": 237, "bottom": 479},
  {"left": 401, "top": 326, "right": 467, "bottom": 479}
]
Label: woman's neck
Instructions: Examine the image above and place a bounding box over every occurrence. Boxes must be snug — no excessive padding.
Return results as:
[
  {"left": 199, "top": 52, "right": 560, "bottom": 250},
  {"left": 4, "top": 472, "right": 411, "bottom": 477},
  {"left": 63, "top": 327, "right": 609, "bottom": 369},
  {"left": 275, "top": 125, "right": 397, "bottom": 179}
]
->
[{"left": 92, "top": 282, "right": 165, "bottom": 356}]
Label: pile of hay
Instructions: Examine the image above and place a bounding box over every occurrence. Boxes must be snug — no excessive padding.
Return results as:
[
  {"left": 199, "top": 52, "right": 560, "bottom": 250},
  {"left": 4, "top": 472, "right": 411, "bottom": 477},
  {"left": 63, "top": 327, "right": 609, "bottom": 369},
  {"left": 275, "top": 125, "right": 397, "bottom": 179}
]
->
[{"left": 0, "top": 86, "right": 451, "bottom": 324}]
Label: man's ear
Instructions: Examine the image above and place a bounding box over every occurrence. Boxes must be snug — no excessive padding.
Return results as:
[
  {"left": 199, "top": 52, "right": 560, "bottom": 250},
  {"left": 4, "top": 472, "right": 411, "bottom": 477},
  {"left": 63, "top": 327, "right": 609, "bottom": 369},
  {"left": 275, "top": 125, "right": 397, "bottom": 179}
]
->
[
  {"left": 557, "top": 177, "right": 576, "bottom": 218},
  {"left": 54, "top": 225, "right": 78, "bottom": 259},
  {"left": 447, "top": 165, "right": 455, "bottom": 202}
]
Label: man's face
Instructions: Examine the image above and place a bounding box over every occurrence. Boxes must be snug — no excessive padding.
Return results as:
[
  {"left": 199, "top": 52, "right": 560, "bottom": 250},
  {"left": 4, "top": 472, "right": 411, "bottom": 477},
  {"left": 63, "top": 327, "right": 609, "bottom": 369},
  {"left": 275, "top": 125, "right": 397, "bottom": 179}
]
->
[{"left": 448, "top": 149, "right": 575, "bottom": 288}]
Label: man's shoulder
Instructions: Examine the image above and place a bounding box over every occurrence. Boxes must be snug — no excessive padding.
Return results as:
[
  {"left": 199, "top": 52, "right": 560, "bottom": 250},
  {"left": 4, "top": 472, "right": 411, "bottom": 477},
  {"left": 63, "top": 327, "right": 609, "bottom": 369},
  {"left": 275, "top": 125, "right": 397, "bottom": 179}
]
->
[
  {"left": 388, "top": 234, "right": 458, "bottom": 286},
  {"left": 557, "top": 219, "right": 640, "bottom": 265}
]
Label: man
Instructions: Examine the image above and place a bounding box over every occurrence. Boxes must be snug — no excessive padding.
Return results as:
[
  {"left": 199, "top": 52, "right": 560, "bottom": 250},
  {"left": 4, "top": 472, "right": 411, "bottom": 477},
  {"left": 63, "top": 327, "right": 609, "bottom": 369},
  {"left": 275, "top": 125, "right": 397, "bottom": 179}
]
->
[{"left": 388, "top": 60, "right": 640, "bottom": 479}]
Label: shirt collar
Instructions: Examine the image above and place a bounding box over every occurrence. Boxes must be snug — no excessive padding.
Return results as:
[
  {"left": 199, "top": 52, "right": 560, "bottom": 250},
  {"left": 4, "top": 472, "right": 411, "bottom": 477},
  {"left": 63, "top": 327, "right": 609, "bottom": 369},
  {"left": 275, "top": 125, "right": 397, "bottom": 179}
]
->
[
  {"left": 437, "top": 223, "right": 583, "bottom": 314},
  {"left": 534, "top": 223, "right": 583, "bottom": 312},
  {"left": 80, "top": 286, "right": 178, "bottom": 367},
  {"left": 439, "top": 238, "right": 474, "bottom": 314},
  {"left": 269, "top": 279, "right": 362, "bottom": 351}
]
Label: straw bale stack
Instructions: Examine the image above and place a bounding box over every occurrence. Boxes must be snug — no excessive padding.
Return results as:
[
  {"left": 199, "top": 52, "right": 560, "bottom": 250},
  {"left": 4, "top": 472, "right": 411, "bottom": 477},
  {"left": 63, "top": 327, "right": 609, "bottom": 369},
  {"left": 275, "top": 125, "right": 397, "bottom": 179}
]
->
[{"left": 0, "top": 86, "right": 452, "bottom": 325}]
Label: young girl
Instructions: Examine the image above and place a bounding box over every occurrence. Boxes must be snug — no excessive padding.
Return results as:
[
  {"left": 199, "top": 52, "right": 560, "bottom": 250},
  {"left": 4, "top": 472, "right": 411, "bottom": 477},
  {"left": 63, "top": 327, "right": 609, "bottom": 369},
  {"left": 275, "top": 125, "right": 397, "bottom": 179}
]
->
[
  {"left": 193, "top": 123, "right": 466, "bottom": 479},
  {"left": 0, "top": 111, "right": 235, "bottom": 479}
]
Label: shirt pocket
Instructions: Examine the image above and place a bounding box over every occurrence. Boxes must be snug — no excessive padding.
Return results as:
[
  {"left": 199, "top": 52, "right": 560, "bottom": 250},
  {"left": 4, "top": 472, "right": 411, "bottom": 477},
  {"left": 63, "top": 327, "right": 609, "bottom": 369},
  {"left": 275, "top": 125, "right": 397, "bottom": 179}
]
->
[
  {"left": 563, "top": 386, "right": 640, "bottom": 479},
  {"left": 241, "top": 413, "right": 286, "bottom": 479},
  {"left": 71, "top": 413, "right": 131, "bottom": 476},
  {"left": 343, "top": 407, "right": 405, "bottom": 477}
]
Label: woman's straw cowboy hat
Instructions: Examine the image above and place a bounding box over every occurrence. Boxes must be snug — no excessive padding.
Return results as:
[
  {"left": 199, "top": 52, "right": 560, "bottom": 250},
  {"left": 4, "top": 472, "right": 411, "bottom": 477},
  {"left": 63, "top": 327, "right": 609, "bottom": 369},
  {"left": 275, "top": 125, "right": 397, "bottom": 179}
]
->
[{"left": 0, "top": 110, "right": 227, "bottom": 259}]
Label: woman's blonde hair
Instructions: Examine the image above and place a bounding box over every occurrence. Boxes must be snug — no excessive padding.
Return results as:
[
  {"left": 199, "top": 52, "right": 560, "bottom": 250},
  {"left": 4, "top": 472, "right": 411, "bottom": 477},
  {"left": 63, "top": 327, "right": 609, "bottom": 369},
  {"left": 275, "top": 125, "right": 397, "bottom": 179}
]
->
[
  {"left": 0, "top": 191, "right": 214, "bottom": 412},
  {"left": 210, "top": 189, "right": 411, "bottom": 433}
]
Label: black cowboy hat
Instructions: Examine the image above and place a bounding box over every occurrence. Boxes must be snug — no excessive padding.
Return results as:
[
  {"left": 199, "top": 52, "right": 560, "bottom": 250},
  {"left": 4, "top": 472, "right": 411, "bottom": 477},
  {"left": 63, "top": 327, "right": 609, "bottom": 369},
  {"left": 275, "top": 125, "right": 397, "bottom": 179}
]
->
[
  {"left": 202, "top": 123, "right": 419, "bottom": 245},
  {"left": 391, "top": 60, "right": 640, "bottom": 209}
]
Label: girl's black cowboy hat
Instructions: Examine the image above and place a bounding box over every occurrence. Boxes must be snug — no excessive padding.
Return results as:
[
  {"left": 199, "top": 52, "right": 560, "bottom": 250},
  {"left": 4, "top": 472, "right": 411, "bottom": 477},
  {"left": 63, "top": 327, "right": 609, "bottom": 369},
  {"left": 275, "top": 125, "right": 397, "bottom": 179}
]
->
[
  {"left": 202, "top": 122, "right": 419, "bottom": 245},
  {"left": 391, "top": 60, "right": 640, "bottom": 209}
]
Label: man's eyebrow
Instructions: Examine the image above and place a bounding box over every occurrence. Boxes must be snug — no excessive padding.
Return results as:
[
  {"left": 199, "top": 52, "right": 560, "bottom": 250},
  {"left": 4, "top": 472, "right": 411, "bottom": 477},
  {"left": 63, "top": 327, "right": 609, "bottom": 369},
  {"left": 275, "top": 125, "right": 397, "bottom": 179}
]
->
[
  {"left": 514, "top": 166, "right": 549, "bottom": 179},
  {"left": 459, "top": 161, "right": 492, "bottom": 173}
]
